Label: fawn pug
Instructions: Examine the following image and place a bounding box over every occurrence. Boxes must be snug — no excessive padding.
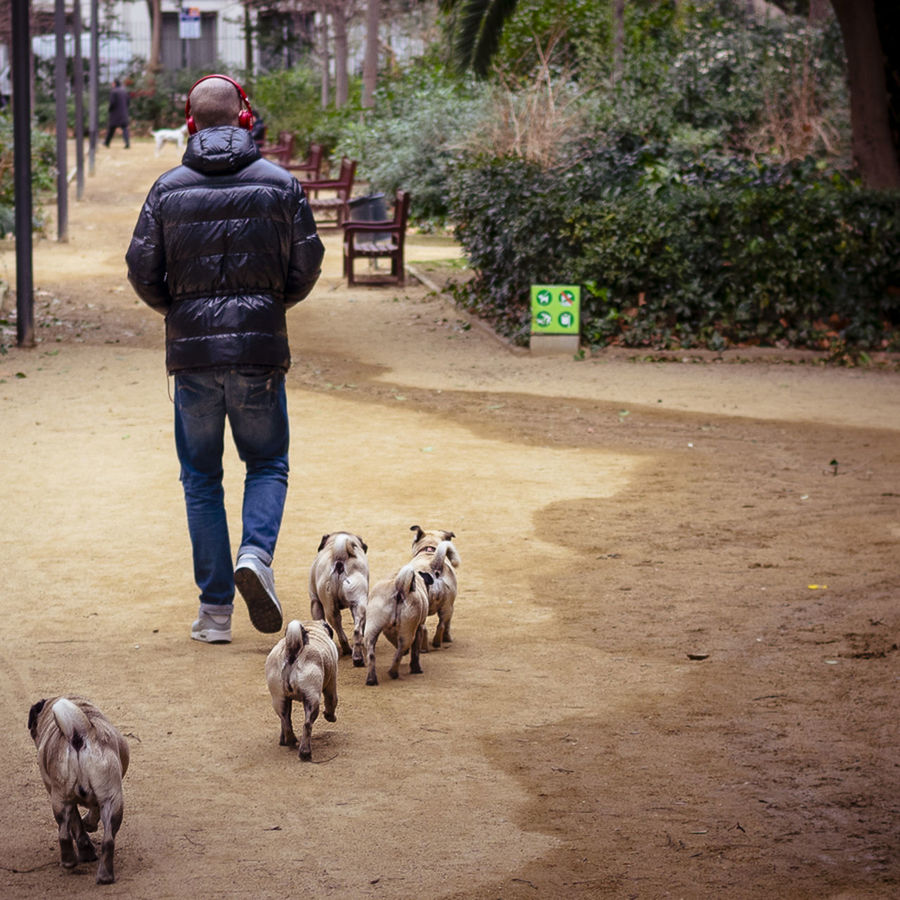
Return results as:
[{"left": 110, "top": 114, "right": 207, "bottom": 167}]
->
[
  {"left": 28, "top": 695, "right": 129, "bottom": 884},
  {"left": 364, "top": 563, "right": 433, "bottom": 686},
  {"left": 309, "top": 531, "right": 369, "bottom": 666},
  {"left": 266, "top": 620, "right": 339, "bottom": 761},
  {"left": 410, "top": 525, "right": 461, "bottom": 650}
]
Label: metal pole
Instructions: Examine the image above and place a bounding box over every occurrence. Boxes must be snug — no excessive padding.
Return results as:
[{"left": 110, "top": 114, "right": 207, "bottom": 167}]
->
[
  {"left": 11, "top": 0, "right": 34, "bottom": 347},
  {"left": 54, "top": 0, "right": 68, "bottom": 242},
  {"left": 73, "top": 0, "right": 85, "bottom": 199},
  {"left": 89, "top": 0, "right": 98, "bottom": 174}
]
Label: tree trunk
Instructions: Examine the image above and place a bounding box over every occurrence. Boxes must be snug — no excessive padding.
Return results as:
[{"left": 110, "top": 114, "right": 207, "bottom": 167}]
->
[
  {"left": 244, "top": 2, "right": 253, "bottom": 76},
  {"left": 333, "top": 3, "right": 349, "bottom": 108},
  {"left": 362, "top": 0, "right": 379, "bottom": 108},
  {"left": 319, "top": 3, "right": 330, "bottom": 109},
  {"left": 612, "top": 0, "right": 624, "bottom": 86},
  {"left": 147, "top": 0, "right": 162, "bottom": 79},
  {"left": 831, "top": 0, "right": 900, "bottom": 188}
]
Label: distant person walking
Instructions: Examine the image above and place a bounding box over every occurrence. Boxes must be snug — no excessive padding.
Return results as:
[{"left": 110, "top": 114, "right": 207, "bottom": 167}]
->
[{"left": 104, "top": 79, "right": 130, "bottom": 148}]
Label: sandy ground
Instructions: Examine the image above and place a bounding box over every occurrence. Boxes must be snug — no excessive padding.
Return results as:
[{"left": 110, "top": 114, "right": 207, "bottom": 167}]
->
[{"left": 0, "top": 139, "right": 898, "bottom": 899}]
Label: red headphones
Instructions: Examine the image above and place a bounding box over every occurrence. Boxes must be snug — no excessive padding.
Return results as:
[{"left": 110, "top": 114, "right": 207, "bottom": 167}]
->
[{"left": 185, "top": 74, "right": 254, "bottom": 135}]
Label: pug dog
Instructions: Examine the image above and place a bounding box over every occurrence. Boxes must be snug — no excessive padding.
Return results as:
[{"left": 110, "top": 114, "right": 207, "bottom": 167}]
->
[
  {"left": 27, "top": 695, "right": 129, "bottom": 884},
  {"left": 309, "top": 531, "right": 370, "bottom": 666},
  {"left": 265, "top": 620, "right": 339, "bottom": 761},
  {"left": 364, "top": 563, "right": 433, "bottom": 686},
  {"left": 410, "top": 525, "right": 461, "bottom": 650}
]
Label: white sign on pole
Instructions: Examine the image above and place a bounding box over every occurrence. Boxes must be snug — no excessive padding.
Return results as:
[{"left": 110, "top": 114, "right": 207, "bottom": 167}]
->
[{"left": 179, "top": 7, "right": 201, "bottom": 40}]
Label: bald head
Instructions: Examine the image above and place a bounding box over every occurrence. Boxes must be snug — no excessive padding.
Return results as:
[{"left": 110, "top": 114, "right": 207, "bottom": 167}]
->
[{"left": 188, "top": 77, "right": 242, "bottom": 131}]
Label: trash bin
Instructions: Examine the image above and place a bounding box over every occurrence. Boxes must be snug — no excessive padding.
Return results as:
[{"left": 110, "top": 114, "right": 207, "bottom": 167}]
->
[{"left": 348, "top": 193, "right": 390, "bottom": 245}]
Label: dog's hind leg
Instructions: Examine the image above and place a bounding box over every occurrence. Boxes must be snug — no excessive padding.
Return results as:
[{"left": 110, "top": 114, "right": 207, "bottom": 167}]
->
[
  {"left": 322, "top": 666, "right": 337, "bottom": 723},
  {"left": 95, "top": 798, "right": 123, "bottom": 884},
  {"left": 52, "top": 799, "right": 82, "bottom": 869},
  {"left": 310, "top": 590, "right": 326, "bottom": 621},
  {"left": 410, "top": 627, "right": 424, "bottom": 674},
  {"left": 388, "top": 637, "right": 406, "bottom": 680},
  {"left": 364, "top": 621, "right": 383, "bottom": 685},
  {"left": 298, "top": 695, "right": 319, "bottom": 761},
  {"left": 433, "top": 607, "right": 452, "bottom": 649},
  {"left": 331, "top": 611, "right": 353, "bottom": 657},
  {"left": 274, "top": 697, "right": 296, "bottom": 747}
]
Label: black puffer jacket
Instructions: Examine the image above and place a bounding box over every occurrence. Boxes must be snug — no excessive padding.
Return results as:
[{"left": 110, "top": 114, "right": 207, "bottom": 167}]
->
[{"left": 126, "top": 126, "right": 324, "bottom": 373}]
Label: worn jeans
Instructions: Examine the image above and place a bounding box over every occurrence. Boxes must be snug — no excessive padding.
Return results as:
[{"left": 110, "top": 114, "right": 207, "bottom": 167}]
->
[{"left": 173, "top": 368, "right": 289, "bottom": 612}]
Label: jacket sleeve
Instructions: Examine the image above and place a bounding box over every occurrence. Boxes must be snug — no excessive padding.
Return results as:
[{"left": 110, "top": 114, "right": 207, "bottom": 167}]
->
[
  {"left": 125, "top": 187, "right": 172, "bottom": 315},
  {"left": 284, "top": 182, "right": 325, "bottom": 309}
]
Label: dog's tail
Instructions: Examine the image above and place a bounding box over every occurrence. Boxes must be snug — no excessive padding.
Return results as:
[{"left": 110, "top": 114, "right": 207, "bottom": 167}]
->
[
  {"left": 52, "top": 697, "right": 91, "bottom": 752},
  {"left": 431, "top": 540, "right": 461, "bottom": 573},
  {"left": 331, "top": 532, "right": 367, "bottom": 578},
  {"left": 284, "top": 620, "right": 309, "bottom": 666}
]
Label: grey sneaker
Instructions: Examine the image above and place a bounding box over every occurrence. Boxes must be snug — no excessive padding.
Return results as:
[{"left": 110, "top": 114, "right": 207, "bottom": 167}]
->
[
  {"left": 234, "top": 554, "right": 283, "bottom": 633},
  {"left": 191, "top": 612, "right": 232, "bottom": 643}
]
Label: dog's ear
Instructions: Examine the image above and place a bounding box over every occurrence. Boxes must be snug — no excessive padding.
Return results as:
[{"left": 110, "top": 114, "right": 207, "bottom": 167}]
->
[
  {"left": 27, "top": 699, "right": 47, "bottom": 738},
  {"left": 443, "top": 531, "right": 456, "bottom": 541},
  {"left": 317, "top": 533, "right": 330, "bottom": 552},
  {"left": 356, "top": 536, "right": 368, "bottom": 554},
  {"left": 418, "top": 571, "right": 434, "bottom": 588},
  {"left": 410, "top": 525, "right": 425, "bottom": 543}
]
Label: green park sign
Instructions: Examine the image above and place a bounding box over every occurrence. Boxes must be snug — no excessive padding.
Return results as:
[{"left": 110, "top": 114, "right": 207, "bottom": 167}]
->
[{"left": 530, "top": 285, "right": 580, "bottom": 335}]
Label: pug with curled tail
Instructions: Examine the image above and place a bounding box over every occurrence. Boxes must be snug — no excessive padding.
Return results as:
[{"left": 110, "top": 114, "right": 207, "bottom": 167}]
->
[
  {"left": 266, "top": 619, "right": 339, "bottom": 761},
  {"left": 409, "top": 525, "right": 460, "bottom": 650},
  {"left": 28, "top": 695, "right": 130, "bottom": 884},
  {"left": 309, "top": 531, "right": 369, "bottom": 666},
  {"left": 364, "top": 563, "right": 432, "bottom": 686}
]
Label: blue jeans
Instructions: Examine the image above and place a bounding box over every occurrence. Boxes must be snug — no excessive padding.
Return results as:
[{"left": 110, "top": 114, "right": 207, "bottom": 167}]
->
[{"left": 173, "top": 369, "right": 289, "bottom": 612}]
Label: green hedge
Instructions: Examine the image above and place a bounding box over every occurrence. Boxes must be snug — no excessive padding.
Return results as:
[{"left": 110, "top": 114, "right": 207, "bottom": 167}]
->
[{"left": 448, "top": 148, "right": 900, "bottom": 353}]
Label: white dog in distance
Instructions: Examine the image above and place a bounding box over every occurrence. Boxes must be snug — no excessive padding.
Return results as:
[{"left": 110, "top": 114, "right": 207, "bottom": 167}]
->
[{"left": 152, "top": 123, "right": 188, "bottom": 155}]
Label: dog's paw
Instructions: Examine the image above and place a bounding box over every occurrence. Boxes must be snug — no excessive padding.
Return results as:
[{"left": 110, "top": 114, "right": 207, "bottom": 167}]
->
[
  {"left": 324, "top": 711, "right": 336, "bottom": 722},
  {"left": 365, "top": 674, "right": 378, "bottom": 686},
  {"left": 77, "top": 843, "right": 98, "bottom": 863}
]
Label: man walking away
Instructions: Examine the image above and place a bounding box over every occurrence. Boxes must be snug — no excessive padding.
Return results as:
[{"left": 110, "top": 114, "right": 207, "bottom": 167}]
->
[
  {"left": 125, "top": 74, "right": 324, "bottom": 643},
  {"left": 104, "top": 79, "right": 130, "bottom": 148}
]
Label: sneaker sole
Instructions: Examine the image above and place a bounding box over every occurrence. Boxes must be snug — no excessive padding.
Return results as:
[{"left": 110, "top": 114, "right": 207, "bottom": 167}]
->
[
  {"left": 234, "top": 567, "right": 283, "bottom": 633},
  {"left": 191, "top": 629, "right": 232, "bottom": 644}
]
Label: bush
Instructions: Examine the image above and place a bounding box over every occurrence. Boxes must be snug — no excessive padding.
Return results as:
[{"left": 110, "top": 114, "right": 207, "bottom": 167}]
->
[
  {"left": 335, "top": 63, "right": 488, "bottom": 225},
  {"left": 448, "top": 148, "right": 900, "bottom": 352},
  {"left": 0, "top": 112, "right": 57, "bottom": 235},
  {"left": 251, "top": 65, "right": 333, "bottom": 151}
]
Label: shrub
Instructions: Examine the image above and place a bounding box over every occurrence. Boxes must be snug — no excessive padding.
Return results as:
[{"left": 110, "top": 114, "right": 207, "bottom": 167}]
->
[
  {"left": 0, "top": 112, "right": 57, "bottom": 235},
  {"left": 335, "top": 63, "right": 488, "bottom": 224},
  {"left": 448, "top": 147, "right": 900, "bottom": 352}
]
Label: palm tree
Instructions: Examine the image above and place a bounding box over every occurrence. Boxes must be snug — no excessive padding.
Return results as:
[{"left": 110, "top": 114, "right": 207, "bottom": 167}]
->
[{"left": 439, "top": 0, "right": 520, "bottom": 78}]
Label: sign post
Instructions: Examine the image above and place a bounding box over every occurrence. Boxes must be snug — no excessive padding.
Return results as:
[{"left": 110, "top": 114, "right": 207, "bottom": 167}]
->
[{"left": 530, "top": 284, "right": 581, "bottom": 355}]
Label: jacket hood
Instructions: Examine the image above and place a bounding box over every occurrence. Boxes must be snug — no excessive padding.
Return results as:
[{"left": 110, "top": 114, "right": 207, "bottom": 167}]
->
[{"left": 182, "top": 125, "right": 260, "bottom": 175}]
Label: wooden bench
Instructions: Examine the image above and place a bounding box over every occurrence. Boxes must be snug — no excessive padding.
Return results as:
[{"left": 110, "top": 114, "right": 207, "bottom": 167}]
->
[
  {"left": 260, "top": 131, "right": 295, "bottom": 166},
  {"left": 304, "top": 158, "right": 357, "bottom": 229},
  {"left": 342, "top": 190, "right": 411, "bottom": 286},
  {"left": 284, "top": 142, "right": 323, "bottom": 180}
]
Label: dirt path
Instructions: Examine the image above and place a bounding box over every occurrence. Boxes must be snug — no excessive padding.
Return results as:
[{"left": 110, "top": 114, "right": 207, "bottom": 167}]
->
[{"left": 1, "top": 139, "right": 898, "bottom": 899}]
